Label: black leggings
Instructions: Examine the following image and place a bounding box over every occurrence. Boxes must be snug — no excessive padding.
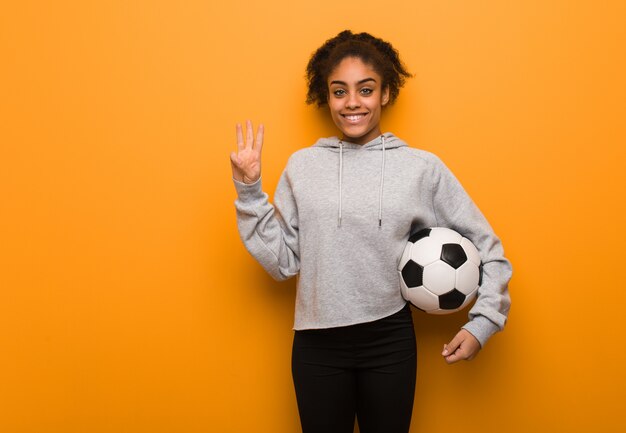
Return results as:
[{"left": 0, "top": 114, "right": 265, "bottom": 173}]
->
[{"left": 291, "top": 303, "right": 417, "bottom": 433}]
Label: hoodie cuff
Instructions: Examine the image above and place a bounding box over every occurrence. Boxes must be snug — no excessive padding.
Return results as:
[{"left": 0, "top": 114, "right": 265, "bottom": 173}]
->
[
  {"left": 233, "top": 177, "right": 263, "bottom": 200},
  {"left": 462, "top": 315, "right": 501, "bottom": 348}
]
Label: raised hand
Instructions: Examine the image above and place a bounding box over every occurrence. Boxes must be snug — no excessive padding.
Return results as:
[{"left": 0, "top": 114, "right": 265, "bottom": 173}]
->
[{"left": 230, "top": 120, "right": 264, "bottom": 184}]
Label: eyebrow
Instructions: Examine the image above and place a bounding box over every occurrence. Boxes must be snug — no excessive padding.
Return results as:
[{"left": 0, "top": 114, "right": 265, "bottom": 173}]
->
[{"left": 329, "top": 77, "right": 377, "bottom": 86}]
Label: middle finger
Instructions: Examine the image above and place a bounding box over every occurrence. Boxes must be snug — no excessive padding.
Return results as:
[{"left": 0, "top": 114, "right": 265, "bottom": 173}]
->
[{"left": 246, "top": 119, "right": 253, "bottom": 149}]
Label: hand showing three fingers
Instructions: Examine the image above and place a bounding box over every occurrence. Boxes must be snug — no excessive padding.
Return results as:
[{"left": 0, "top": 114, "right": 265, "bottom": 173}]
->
[{"left": 230, "top": 120, "right": 264, "bottom": 184}]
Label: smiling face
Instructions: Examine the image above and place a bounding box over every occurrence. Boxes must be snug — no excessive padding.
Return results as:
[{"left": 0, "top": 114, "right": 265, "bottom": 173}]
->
[{"left": 327, "top": 56, "right": 390, "bottom": 145}]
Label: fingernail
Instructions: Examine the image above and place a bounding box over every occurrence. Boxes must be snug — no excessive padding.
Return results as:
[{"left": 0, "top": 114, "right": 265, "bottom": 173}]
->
[{"left": 442, "top": 349, "right": 448, "bottom": 356}]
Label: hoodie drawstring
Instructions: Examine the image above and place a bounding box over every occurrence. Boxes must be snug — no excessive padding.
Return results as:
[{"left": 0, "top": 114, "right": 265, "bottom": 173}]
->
[
  {"left": 337, "top": 135, "right": 386, "bottom": 228},
  {"left": 338, "top": 141, "right": 343, "bottom": 227},
  {"left": 379, "top": 134, "right": 386, "bottom": 226}
]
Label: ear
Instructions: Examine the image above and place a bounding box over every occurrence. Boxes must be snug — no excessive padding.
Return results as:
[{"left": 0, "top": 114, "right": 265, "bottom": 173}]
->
[{"left": 381, "top": 85, "right": 390, "bottom": 106}]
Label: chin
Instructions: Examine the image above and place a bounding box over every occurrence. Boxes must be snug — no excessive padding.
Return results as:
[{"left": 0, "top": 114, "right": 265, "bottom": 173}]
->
[{"left": 343, "top": 127, "right": 375, "bottom": 142}]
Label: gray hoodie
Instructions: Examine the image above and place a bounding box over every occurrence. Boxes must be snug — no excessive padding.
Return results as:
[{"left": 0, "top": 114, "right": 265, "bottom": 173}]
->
[{"left": 233, "top": 132, "right": 512, "bottom": 346}]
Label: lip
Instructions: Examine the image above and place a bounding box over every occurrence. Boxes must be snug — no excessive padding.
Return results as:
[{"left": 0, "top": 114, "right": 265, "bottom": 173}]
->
[{"left": 341, "top": 112, "right": 369, "bottom": 124}]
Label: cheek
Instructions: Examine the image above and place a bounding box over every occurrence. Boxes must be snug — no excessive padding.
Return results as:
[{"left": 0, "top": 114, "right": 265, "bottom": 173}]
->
[
  {"left": 374, "top": 99, "right": 385, "bottom": 114},
  {"left": 328, "top": 101, "right": 342, "bottom": 118}
]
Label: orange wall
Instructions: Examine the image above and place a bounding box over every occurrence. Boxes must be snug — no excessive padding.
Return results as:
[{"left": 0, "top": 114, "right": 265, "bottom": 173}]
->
[{"left": 1, "top": 1, "right": 625, "bottom": 432}]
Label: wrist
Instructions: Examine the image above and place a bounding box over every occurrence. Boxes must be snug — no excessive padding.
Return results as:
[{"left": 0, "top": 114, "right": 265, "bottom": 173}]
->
[{"left": 242, "top": 175, "right": 260, "bottom": 184}]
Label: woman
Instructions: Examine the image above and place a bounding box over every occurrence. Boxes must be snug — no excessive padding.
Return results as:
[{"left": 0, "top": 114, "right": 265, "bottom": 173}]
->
[{"left": 230, "top": 30, "right": 512, "bottom": 433}]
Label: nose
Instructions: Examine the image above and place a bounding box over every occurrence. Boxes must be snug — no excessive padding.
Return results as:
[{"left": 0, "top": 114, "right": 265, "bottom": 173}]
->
[{"left": 345, "top": 92, "right": 361, "bottom": 109}]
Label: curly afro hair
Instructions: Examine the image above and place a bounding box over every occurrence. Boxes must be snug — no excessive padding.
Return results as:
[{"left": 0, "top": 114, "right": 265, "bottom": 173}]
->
[{"left": 305, "top": 30, "right": 412, "bottom": 107}]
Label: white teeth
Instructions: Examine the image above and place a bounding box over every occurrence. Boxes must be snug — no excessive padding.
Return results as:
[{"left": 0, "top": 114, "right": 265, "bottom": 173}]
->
[{"left": 345, "top": 114, "right": 365, "bottom": 121}]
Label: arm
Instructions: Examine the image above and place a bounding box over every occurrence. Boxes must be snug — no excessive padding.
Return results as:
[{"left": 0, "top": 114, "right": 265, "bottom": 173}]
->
[
  {"left": 230, "top": 121, "right": 300, "bottom": 281},
  {"left": 233, "top": 173, "right": 300, "bottom": 281},
  {"left": 429, "top": 155, "right": 513, "bottom": 361}
]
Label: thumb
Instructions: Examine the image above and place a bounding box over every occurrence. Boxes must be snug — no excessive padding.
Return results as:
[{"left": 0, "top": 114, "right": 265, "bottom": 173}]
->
[
  {"left": 230, "top": 152, "right": 246, "bottom": 175},
  {"left": 230, "top": 152, "right": 243, "bottom": 182},
  {"left": 230, "top": 151, "right": 240, "bottom": 167},
  {"left": 442, "top": 334, "right": 463, "bottom": 357}
]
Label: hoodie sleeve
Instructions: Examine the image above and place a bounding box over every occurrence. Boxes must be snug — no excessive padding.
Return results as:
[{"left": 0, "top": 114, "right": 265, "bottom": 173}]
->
[
  {"left": 429, "top": 155, "right": 512, "bottom": 347},
  {"left": 233, "top": 170, "right": 300, "bottom": 281}
]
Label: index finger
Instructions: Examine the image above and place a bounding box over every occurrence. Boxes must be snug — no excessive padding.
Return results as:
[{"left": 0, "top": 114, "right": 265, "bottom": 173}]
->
[
  {"left": 444, "top": 350, "right": 463, "bottom": 364},
  {"left": 235, "top": 123, "right": 244, "bottom": 151}
]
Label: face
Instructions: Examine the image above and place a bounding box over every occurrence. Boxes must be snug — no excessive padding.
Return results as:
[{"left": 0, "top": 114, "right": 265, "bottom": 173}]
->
[{"left": 327, "top": 56, "right": 390, "bottom": 145}]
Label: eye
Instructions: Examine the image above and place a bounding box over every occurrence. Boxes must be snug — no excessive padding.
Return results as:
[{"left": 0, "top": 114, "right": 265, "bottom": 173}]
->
[
  {"left": 333, "top": 89, "right": 346, "bottom": 97},
  {"left": 360, "top": 88, "right": 373, "bottom": 95}
]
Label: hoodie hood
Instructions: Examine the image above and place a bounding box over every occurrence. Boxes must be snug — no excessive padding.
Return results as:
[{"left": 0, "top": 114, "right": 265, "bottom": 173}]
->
[
  {"left": 312, "top": 132, "right": 407, "bottom": 151},
  {"left": 312, "top": 132, "right": 407, "bottom": 227}
]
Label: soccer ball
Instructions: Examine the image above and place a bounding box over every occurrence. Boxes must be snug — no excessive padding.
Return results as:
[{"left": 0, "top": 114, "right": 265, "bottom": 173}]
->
[{"left": 398, "top": 227, "right": 483, "bottom": 314}]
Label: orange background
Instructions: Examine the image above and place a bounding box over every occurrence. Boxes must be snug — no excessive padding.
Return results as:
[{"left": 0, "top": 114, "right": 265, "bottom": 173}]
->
[{"left": 1, "top": 1, "right": 625, "bottom": 432}]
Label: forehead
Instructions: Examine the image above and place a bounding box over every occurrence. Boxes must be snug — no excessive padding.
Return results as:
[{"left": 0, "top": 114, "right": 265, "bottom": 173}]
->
[{"left": 328, "top": 57, "right": 381, "bottom": 84}]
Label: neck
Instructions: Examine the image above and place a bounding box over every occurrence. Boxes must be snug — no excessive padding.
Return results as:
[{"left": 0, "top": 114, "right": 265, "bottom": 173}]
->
[{"left": 340, "top": 130, "right": 383, "bottom": 145}]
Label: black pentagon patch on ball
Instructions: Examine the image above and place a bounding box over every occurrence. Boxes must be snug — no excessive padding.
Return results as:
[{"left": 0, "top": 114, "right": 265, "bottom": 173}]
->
[
  {"left": 408, "top": 228, "right": 431, "bottom": 243},
  {"left": 401, "top": 261, "right": 423, "bottom": 288},
  {"left": 440, "top": 243, "right": 467, "bottom": 269},
  {"left": 478, "top": 263, "right": 484, "bottom": 286},
  {"left": 439, "top": 289, "right": 466, "bottom": 310}
]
